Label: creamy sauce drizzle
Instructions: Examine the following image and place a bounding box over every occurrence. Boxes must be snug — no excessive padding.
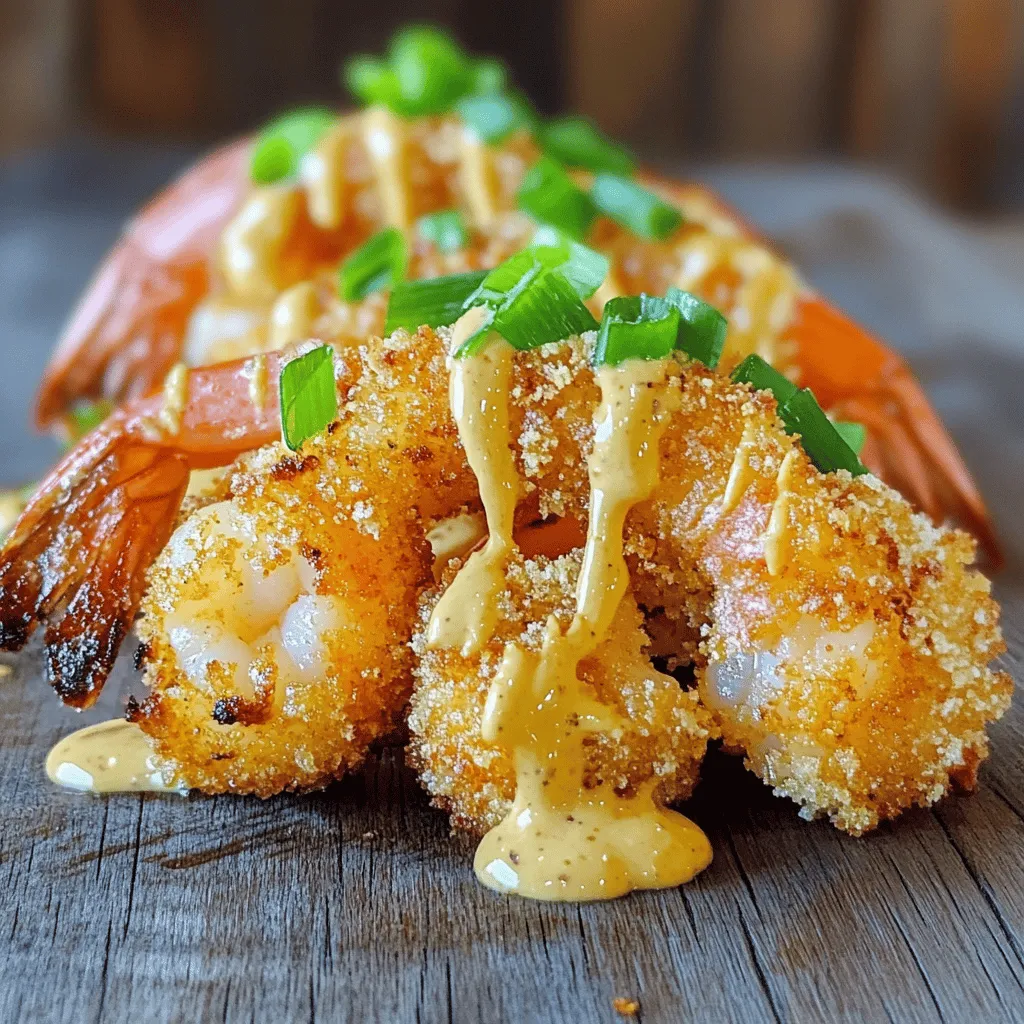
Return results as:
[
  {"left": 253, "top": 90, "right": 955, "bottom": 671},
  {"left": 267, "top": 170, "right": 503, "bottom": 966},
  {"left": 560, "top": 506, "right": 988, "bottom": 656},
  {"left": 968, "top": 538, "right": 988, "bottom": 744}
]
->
[
  {"left": 45, "top": 720, "right": 184, "bottom": 794},
  {"left": 429, "top": 327, "right": 711, "bottom": 900},
  {"left": 427, "top": 308, "right": 519, "bottom": 655}
]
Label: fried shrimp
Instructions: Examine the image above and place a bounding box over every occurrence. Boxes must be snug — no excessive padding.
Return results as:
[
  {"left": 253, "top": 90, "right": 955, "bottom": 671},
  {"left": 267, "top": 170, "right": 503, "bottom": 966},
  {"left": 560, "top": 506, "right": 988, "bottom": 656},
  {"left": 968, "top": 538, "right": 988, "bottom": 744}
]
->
[{"left": 408, "top": 550, "right": 713, "bottom": 834}]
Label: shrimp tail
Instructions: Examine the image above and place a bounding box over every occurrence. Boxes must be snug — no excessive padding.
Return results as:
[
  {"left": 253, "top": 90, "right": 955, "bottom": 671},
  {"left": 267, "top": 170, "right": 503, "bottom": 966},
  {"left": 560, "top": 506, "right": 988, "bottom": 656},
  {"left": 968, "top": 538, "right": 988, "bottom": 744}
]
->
[{"left": 0, "top": 424, "right": 189, "bottom": 706}]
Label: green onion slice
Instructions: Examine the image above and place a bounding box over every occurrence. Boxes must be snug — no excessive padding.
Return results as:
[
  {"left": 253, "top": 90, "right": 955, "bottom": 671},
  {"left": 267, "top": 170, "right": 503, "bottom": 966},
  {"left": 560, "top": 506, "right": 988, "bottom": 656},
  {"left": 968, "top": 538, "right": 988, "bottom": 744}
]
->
[
  {"left": 664, "top": 287, "right": 727, "bottom": 369},
  {"left": 730, "top": 355, "right": 867, "bottom": 475},
  {"left": 279, "top": 346, "right": 338, "bottom": 451},
  {"left": 344, "top": 27, "right": 507, "bottom": 118},
  {"left": 65, "top": 399, "right": 113, "bottom": 445},
  {"left": 540, "top": 116, "right": 635, "bottom": 175},
  {"left": 417, "top": 210, "right": 469, "bottom": 253},
  {"left": 517, "top": 157, "right": 597, "bottom": 241},
  {"left": 594, "top": 295, "right": 679, "bottom": 366},
  {"left": 730, "top": 353, "right": 799, "bottom": 405},
  {"left": 590, "top": 173, "right": 683, "bottom": 240},
  {"left": 833, "top": 420, "right": 867, "bottom": 457},
  {"left": 529, "top": 227, "right": 608, "bottom": 298},
  {"left": 384, "top": 270, "right": 487, "bottom": 335},
  {"left": 457, "top": 91, "right": 536, "bottom": 143},
  {"left": 251, "top": 107, "right": 336, "bottom": 184},
  {"left": 338, "top": 228, "right": 408, "bottom": 302},
  {"left": 456, "top": 247, "right": 599, "bottom": 358}
]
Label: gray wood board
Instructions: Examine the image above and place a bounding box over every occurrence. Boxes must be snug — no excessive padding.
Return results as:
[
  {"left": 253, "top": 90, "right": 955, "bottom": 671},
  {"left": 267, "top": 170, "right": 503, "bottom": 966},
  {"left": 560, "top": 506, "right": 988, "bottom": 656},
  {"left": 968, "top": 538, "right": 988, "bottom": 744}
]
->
[{"left": 1, "top": 151, "right": 1023, "bottom": 1023}]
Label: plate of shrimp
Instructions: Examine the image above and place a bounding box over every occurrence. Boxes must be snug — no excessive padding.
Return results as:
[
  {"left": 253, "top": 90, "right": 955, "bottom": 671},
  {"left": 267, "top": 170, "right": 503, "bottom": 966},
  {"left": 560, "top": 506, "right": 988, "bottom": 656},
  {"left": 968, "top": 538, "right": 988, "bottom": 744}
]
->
[{"left": 0, "top": 26, "right": 1011, "bottom": 902}]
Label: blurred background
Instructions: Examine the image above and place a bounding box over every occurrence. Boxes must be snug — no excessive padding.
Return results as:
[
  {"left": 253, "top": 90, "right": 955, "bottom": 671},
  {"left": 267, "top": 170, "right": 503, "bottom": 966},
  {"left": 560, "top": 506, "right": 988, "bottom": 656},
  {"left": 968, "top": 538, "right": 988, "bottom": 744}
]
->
[{"left": 1, "top": 0, "right": 1023, "bottom": 213}]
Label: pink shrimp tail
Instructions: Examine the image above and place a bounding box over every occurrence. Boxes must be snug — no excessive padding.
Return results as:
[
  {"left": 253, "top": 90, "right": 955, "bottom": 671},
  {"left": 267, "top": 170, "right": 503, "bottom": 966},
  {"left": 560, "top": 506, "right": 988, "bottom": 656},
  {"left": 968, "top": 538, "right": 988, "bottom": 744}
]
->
[{"left": 0, "top": 424, "right": 189, "bottom": 706}]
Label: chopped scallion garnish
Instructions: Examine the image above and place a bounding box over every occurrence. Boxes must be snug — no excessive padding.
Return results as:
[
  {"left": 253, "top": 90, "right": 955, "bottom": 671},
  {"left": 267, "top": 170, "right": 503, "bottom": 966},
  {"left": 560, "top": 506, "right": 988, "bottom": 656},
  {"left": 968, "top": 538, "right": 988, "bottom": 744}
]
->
[
  {"left": 593, "top": 295, "right": 679, "bottom": 366},
  {"left": 338, "top": 228, "right": 408, "bottom": 302},
  {"left": 457, "top": 91, "right": 536, "bottom": 143},
  {"left": 590, "top": 174, "right": 682, "bottom": 240},
  {"left": 344, "top": 27, "right": 507, "bottom": 118},
  {"left": 530, "top": 227, "right": 609, "bottom": 299},
  {"left": 833, "top": 420, "right": 867, "bottom": 457},
  {"left": 517, "top": 157, "right": 597, "bottom": 241},
  {"left": 455, "top": 246, "right": 599, "bottom": 358},
  {"left": 664, "top": 287, "right": 727, "bottom": 369},
  {"left": 417, "top": 210, "right": 469, "bottom": 253},
  {"left": 730, "top": 355, "right": 867, "bottom": 476},
  {"left": 730, "top": 354, "right": 798, "bottom": 405},
  {"left": 384, "top": 270, "right": 487, "bottom": 335},
  {"left": 279, "top": 346, "right": 337, "bottom": 451},
  {"left": 65, "top": 400, "right": 113, "bottom": 446},
  {"left": 251, "top": 107, "right": 336, "bottom": 184},
  {"left": 540, "top": 116, "right": 635, "bottom": 175}
]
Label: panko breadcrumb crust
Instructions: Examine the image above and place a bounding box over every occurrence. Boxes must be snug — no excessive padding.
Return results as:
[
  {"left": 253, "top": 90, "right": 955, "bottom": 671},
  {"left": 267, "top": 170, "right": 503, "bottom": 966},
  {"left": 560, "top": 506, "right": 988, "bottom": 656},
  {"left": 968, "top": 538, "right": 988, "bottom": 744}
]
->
[
  {"left": 136, "top": 325, "right": 1010, "bottom": 834},
  {"left": 408, "top": 551, "right": 714, "bottom": 834}
]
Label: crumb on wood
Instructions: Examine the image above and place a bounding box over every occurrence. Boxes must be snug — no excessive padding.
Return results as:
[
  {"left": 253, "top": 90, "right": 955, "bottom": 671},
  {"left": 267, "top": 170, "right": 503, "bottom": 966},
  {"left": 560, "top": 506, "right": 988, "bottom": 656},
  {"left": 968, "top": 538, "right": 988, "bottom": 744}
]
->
[
  {"left": 361, "top": 830, "right": 377, "bottom": 840},
  {"left": 0, "top": 664, "right": 11, "bottom": 679},
  {"left": 612, "top": 996, "right": 639, "bottom": 1016}
]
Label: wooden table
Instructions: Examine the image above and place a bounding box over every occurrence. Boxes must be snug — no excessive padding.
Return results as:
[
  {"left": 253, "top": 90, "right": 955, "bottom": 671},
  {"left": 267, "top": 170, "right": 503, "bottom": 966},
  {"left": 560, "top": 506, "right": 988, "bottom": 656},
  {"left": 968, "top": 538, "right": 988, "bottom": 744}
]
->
[{"left": 0, "top": 153, "right": 1022, "bottom": 1023}]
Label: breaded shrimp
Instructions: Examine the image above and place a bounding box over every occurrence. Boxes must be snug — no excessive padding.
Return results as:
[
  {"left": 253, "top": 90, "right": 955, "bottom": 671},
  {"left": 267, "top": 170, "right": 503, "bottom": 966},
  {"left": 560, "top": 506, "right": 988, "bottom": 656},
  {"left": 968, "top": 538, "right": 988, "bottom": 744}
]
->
[
  {"left": 408, "top": 549, "right": 714, "bottom": 834},
  {"left": 395, "top": 332, "right": 1009, "bottom": 834}
]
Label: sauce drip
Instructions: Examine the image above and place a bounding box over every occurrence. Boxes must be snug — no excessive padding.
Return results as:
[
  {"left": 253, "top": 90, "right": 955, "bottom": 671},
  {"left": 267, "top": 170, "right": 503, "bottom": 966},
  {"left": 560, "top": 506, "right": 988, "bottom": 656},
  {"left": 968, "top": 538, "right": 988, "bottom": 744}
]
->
[
  {"left": 45, "top": 719, "right": 183, "bottom": 795},
  {"left": 427, "top": 308, "right": 519, "bottom": 656},
  {"left": 430, "top": 331, "right": 712, "bottom": 901}
]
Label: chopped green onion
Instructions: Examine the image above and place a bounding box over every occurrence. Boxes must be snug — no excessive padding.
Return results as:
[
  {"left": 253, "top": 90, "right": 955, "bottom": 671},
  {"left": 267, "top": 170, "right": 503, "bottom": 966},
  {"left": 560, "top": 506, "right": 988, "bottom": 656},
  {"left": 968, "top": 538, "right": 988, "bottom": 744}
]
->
[
  {"left": 782, "top": 390, "right": 868, "bottom": 475},
  {"left": 665, "top": 287, "right": 727, "bottom": 369},
  {"left": 251, "top": 107, "right": 336, "bottom": 184},
  {"left": 517, "top": 157, "right": 597, "bottom": 241},
  {"left": 833, "top": 420, "right": 867, "bottom": 457},
  {"left": 730, "top": 354, "right": 798, "bottom": 405},
  {"left": 491, "top": 265, "right": 598, "bottom": 353},
  {"left": 472, "top": 58, "right": 507, "bottom": 94},
  {"left": 417, "top": 210, "right": 469, "bottom": 253},
  {"left": 457, "top": 91, "right": 536, "bottom": 143},
  {"left": 384, "top": 270, "right": 487, "bottom": 334},
  {"left": 390, "top": 26, "right": 471, "bottom": 116},
  {"left": 65, "top": 400, "right": 113, "bottom": 444},
  {"left": 590, "top": 173, "right": 683, "bottom": 240},
  {"left": 338, "top": 228, "right": 408, "bottom": 302},
  {"left": 344, "top": 27, "right": 506, "bottom": 118},
  {"left": 594, "top": 295, "right": 679, "bottom": 366},
  {"left": 540, "top": 116, "right": 635, "bottom": 175},
  {"left": 730, "top": 355, "right": 867, "bottom": 475},
  {"left": 456, "top": 248, "right": 599, "bottom": 358},
  {"left": 279, "top": 346, "right": 337, "bottom": 451},
  {"left": 530, "top": 227, "right": 608, "bottom": 298}
]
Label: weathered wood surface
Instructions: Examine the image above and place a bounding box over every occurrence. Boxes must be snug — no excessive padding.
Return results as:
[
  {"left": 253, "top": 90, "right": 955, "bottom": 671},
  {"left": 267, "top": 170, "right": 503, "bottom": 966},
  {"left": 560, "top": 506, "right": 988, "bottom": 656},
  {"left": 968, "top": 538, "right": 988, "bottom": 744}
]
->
[{"left": 1, "top": 151, "right": 1023, "bottom": 1023}]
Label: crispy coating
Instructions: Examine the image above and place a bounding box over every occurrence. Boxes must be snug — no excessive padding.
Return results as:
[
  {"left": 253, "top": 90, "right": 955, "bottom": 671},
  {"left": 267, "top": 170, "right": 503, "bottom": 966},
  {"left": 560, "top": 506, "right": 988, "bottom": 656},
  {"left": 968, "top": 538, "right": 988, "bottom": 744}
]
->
[
  {"left": 137, "top": 325, "right": 1010, "bottom": 828},
  {"left": 408, "top": 550, "right": 714, "bottom": 834}
]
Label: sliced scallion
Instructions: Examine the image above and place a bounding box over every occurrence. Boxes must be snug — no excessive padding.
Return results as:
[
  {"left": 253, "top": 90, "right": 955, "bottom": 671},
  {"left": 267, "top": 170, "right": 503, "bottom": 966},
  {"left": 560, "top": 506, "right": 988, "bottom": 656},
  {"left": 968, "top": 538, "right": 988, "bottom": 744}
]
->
[
  {"left": 66, "top": 400, "right": 113, "bottom": 444},
  {"left": 456, "top": 248, "right": 599, "bottom": 358},
  {"left": 530, "top": 226, "right": 609, "bottom": 298},
  {"left": 338, "top": 228, "right": 408, "bottom": 302},
  {"left": 384, "top": 270, "right": 487, "bottom": 335},
  {"left": 594, "top": 295, "right": 679, "bottom": 366},
  {"left": 782, "top": 390, "right": 868, "bottom": 476},
  {"left": 517, "top": 157, "right": 597, "bottom": 241},
  {"left": 833, "top": 420, "right": 867, "bottom": 457},
  {"left": 457, "top": 91, "right": 536, "bottom": 143},
  {"left": 251, "top": 107, "right": 336, "bottom": 184},
  {"left": 730, "top": 354, "right": 867, "bottom": 475},
  {"left": 471, "top": 58, "right": 507, "bottom": 95},
  {"left": 540, "top": 116, "right": 635, "bottom": 175},
  {"left": 665, "top": 287, "right": 727, "bottom": 369},
  {"left": 492, "top": 265, "right": 598, "bottom": 352},
  {"left": 417, "top": 210, "right": 469, "bottom": 253},
  {"left": 730, "top": 354, "right": 798, "bottom": 405},
  {"left": 279, "top": 346, "right": 337, "bottom": 451},
  {"left": 590, "top": 173, "right": 682, "bottom": 240}
]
